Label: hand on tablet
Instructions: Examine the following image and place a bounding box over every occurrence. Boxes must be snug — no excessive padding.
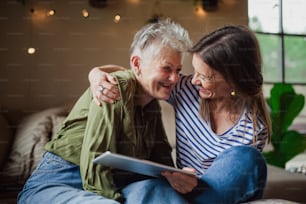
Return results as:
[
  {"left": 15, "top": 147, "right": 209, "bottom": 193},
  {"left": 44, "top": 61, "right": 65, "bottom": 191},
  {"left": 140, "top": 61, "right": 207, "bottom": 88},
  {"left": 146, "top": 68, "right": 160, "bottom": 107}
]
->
[{"left": 161, "top": 167, "right": 197, "bottom": 194}]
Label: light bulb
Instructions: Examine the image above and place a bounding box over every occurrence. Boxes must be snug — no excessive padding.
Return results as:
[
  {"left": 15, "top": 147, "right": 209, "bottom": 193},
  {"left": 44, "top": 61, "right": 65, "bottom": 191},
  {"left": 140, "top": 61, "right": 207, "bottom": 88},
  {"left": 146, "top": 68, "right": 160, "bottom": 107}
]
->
[
  {"left": 27, "top": 47, "right": 36, "bottom": 54},
  {"left": 82, "top": 9, "right": 89, "bottom": 18},
  {"left": 47, "top": 9, "right": 55, "bottom": 16},
  {"left": 114, "top": 14, "right": 121, "bottom": 23},
  {"left": 194, "top": 6, "right": 206, "bottom": 17}
]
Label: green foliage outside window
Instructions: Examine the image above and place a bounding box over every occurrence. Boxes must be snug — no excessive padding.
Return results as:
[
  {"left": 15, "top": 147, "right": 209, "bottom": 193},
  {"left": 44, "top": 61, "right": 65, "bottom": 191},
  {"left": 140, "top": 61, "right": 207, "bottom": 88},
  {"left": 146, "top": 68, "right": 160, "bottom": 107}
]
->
[{"left": 284, "top": 36, "right": 306, "bottom": 83}]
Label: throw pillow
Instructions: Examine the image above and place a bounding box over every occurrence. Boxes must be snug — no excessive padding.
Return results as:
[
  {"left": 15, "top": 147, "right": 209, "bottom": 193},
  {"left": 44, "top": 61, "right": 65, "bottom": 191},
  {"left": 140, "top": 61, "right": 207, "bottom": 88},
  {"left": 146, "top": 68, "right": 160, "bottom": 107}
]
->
[{"left": 0, "top": 106, "right": 69, "bottom": 190}]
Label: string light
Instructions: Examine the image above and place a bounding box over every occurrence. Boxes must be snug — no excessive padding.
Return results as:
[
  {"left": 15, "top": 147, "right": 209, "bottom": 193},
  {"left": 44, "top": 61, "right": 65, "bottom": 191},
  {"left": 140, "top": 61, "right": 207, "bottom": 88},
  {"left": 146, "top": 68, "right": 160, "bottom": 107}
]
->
[
  {"left": 194, "top": 5, "right": 207, "bottom": 17},
  {"left": 114, "top": 14, "right": 121, "bottom": 23},
  {"left": 27, "top": 47, "right": 36, "bottom": 54},
  {"left": 47, "top": 9, "right": 55, "bottom": 16},
  {"left": 27, "top": 8, "right": 36, "bottom": 54},
  {"left": 82, "top": 9, "right": 89, "bottom": 18}
]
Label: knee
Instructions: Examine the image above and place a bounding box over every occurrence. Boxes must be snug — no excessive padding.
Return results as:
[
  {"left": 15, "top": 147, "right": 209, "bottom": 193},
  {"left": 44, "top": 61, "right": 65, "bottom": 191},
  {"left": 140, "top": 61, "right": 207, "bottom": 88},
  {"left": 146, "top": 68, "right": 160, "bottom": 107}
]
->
[
  {"left": 123, "top": 179, "right": 169, "bottom": 194},
  {"left": 144, "top": 179, "right": 172, "bottom": 191},
  {"left": 141, "top": 179, "right": 182, "bottom": 197},
  {"left": 216, "top": 146, "right": 267, "bottom": 178},
  {"left": 17, "top": 188, "right": 32, "bottom": 204},
  {"left": 224, "top": 146, "right": 265, "bottom": 165}
]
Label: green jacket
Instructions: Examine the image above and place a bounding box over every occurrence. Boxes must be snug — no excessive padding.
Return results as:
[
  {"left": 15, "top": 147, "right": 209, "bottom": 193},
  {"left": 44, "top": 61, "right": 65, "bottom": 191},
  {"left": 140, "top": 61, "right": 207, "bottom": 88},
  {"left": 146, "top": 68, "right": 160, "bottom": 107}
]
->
[{"left": 45, "top": 70, "right": 173, "bottom": 201}]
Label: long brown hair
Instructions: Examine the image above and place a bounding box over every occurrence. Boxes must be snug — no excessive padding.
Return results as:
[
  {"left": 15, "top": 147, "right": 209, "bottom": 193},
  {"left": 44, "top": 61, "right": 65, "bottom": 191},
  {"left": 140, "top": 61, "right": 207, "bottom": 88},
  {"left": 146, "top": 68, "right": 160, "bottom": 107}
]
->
[{"left": 190, "top": 25, "right": 271, "bottom": 142}]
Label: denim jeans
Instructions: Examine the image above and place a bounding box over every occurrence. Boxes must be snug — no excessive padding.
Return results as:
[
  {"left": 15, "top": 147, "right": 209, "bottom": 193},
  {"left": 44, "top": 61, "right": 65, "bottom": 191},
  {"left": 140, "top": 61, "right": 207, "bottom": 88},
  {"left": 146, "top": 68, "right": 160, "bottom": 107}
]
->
[
  {"left": 17, "top": 151, "right": 187, "bottom": 204},
  {"left": 124, "top": 145, "right": 267, "bottom": 204},
  {"left": 185, "top": 145, "right": 267, "bottom": 204},
  {"left": 18, "top": 145, "right": 266, "bottom": 204}
]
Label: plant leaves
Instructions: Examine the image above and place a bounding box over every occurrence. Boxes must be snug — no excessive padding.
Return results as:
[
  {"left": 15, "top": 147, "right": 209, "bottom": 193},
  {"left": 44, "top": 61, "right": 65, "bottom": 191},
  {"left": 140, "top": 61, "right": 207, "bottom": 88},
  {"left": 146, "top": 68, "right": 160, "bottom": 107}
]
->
[
  {"left": 281, "top": 93, "right": 305, "bottom": 131},
  {"left": 279, "top": 130, "right": 306, "bottom": 161},
  {"left": 267, "top": 83, "right": 305, "bottom": 150},
  {"left": 263, "top": 130, "right": 306, "bottom": 168},
  {"left": 267, "top": 83, "right": 294, "bottom": 114},
  {"left": 265, "top": 131, "right": 306, "bottom": 168},
  {"left": 262, "top": 151, "right": 287, "bottom": 168}
]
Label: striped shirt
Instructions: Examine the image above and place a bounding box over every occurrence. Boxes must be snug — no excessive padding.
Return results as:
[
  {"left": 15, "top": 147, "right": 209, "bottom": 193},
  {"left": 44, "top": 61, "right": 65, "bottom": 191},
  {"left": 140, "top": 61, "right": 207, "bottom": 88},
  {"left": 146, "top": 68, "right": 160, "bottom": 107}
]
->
[{"left": 168, "top": 75, "right": 268, "bottom": 176}]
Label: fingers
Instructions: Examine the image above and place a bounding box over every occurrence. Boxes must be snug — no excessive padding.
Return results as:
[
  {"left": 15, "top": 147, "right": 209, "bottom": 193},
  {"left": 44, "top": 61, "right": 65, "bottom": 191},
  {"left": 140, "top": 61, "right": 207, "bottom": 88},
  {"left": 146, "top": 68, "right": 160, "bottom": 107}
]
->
[
  {"left": 92, "top": 74, "right": 121, "bottom": 106},
  {"left": 162, "top": 171, "right": 198, "bottom": 194},
  {"left": 98, "top": 84, "right": 120, "bottom": 101},
  {"left": 94, "top": 86, "right": 118, "bottom": 105},
  {"left": 106, "top": 74, "right": 118, "bottom": 85},
  {"left": 182, "top": 167, "right": 196, "bottom": 173},
  {"left": 98, "top": 90, "right": 118, "bottom": 104},
  {"left": 100, "top": 75, "right": 120, "bottom": 98}
]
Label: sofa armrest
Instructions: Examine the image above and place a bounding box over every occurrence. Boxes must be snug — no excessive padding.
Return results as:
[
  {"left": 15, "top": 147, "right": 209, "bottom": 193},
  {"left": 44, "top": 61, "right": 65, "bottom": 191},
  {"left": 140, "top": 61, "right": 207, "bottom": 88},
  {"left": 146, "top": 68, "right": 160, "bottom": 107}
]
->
[{"left": 264, "top": 164, "right": 306, "bottom": 203}]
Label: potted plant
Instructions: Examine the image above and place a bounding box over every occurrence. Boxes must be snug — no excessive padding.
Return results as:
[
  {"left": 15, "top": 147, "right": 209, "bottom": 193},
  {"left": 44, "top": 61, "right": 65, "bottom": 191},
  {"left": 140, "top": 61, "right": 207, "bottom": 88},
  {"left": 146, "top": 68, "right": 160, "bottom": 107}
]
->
[{"left": 263, "top": 83, "right": 306, "bottom": 168}]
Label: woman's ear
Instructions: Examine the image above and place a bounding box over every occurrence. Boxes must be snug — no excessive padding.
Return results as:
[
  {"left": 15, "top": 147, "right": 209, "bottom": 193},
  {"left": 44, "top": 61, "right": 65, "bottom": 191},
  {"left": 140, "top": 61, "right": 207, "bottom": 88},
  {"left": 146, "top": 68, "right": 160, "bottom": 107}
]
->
[{"left": 131, "top": 55, "right": 141, "bottom": 76}]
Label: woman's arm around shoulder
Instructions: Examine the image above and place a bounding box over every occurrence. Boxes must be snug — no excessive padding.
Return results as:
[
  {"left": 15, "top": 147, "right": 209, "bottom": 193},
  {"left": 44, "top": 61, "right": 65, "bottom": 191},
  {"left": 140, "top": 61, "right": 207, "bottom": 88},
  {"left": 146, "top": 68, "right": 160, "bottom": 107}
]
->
[{"left": 89, "top": 65, "right": 126, "bottom": 106}]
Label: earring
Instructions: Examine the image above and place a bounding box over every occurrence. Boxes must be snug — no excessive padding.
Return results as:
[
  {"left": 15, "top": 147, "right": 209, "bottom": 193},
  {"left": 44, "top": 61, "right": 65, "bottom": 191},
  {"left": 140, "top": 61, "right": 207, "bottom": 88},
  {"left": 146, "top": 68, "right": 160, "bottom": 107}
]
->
[{"left": 230, "top": 90, "right": 236, "bottom": 96}]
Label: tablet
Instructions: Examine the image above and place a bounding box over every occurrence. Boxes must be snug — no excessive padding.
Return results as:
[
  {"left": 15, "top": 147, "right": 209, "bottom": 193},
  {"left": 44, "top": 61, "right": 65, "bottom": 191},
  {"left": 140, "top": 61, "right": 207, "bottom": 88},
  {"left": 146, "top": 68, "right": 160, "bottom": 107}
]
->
[{"left": 93, "top": 151, "right": 197, "bottom": 178}]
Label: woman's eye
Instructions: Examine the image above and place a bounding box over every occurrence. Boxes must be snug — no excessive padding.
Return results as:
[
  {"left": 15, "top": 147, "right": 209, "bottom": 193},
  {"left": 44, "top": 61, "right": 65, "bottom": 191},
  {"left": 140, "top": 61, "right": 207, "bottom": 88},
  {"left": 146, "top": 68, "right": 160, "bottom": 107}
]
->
[
  {"left": 162, "top": 66, "right": 172, "bottom": 73},
  {"left": 197, "top": 72, "right": 214, "bottom": 82}
]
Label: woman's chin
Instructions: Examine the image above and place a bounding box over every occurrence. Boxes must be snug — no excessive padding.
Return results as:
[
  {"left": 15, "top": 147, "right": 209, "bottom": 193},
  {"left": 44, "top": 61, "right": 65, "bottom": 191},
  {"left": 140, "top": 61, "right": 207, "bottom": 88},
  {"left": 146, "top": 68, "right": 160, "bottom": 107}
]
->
[
  {"left": 199, "top": 90, "right": 213, "bottom": 99},
  {"left": 154, "top": 91, "right": 171, "bottom": 100}
]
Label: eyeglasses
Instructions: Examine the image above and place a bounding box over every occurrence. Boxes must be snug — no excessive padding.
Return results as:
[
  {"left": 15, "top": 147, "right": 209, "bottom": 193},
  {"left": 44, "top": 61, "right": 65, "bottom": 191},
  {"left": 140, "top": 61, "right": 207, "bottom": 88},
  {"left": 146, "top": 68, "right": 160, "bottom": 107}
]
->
[{"left": 193, "top": 72, "right": 215, "bottom": 83}]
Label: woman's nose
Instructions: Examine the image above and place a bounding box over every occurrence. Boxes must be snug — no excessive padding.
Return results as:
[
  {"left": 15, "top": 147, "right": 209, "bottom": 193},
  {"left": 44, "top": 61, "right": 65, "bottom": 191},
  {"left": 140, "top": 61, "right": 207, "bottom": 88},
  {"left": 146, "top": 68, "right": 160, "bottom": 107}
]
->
[
  {"left": 169, "top": 72, "right": 179, "bottom": 83},
  {"left": 191, "top": 75, "right": 199, "bottom": 85}
]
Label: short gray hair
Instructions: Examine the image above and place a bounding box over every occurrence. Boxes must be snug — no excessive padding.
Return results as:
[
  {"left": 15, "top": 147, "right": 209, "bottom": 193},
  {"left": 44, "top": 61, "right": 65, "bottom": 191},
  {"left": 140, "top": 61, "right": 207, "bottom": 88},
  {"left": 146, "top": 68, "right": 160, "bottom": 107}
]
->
[{"left": 130, "top": 18, "right": 192, "bottom": 58}]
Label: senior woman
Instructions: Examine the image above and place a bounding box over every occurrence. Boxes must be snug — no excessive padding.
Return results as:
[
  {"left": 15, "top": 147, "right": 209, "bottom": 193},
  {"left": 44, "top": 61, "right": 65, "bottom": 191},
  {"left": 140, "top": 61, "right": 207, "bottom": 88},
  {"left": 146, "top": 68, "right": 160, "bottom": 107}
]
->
[{"left": 18, "top": 18, "right": 194, "bottom": 204}]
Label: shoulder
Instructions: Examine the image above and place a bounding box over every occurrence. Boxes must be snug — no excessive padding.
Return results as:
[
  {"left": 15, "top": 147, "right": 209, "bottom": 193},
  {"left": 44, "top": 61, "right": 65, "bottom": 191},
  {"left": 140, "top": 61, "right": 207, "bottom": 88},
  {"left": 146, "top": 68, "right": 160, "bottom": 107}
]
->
[
  {"left": 169, "top": 74, "right": 197, "bottom": 104},
  {"left": 176, "top": 74, "right": 194, "bottom": 89},
  {"left": 111, "top": 70, "right": 137, "bottom": 102},
  {"left": 243, "top": 110, "right": 267, "bottom": 135},
  {"left": 173, "top": 74, "right": 198, "bottom": 96},
  {"left": 111, "top": 69, "right": 135, "bottom": 86}
]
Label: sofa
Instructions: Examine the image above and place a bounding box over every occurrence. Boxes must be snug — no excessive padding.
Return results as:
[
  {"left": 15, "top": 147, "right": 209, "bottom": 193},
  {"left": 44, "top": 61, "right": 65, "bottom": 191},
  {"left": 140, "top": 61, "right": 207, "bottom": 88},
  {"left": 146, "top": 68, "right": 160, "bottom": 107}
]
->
[{"left": 0, "top": 102, "right": 305, "bottom": 203}]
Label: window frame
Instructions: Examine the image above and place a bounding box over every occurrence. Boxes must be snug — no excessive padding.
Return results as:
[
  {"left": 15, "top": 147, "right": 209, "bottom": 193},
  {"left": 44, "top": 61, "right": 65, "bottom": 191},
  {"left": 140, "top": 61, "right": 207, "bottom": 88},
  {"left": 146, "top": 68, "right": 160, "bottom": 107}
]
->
[{"left": 249, "top": 0, "right": 306, "bottom": 86}]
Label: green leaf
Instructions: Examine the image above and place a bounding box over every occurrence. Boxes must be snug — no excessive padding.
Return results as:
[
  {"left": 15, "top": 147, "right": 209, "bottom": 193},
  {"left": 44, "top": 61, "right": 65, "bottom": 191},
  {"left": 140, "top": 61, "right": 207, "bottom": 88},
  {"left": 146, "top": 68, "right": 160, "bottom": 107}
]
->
[
  {"left": 263, "top": 151, "right": 287, "bottom": 168},
  {"left": 266, "top": 131, "right": 306, "bottom": 168},
  {"left": 265, "top": 83, "right": 305, "bottom": 168},
  {"left": 267, "top": 83, "right": 294, "bottom": 114},
  {"left": 279, "top": 130, "right": 306, "bottom": 161},
  {"left": 281, "top": 93, "right": 305, "bottom": 131},
  {"left": 267, "top": 83, "right": 305, "bottom": 149}
]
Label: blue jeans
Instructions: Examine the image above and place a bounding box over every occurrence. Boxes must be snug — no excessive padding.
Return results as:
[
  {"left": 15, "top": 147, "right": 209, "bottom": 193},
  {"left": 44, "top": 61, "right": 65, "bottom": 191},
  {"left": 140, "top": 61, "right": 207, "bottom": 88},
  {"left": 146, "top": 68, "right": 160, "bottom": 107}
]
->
[
  {"left": 125, "top": 145, "right": 266, "bottom": 204},
  {"left": 18, "top": 145, "right": 266, "bottom": 204},
  {"left": 17, "top": 152, "right": 187, "bottom": 204},
  {"left": 185, "top": 145, "right": 267, "bottom": 204}
]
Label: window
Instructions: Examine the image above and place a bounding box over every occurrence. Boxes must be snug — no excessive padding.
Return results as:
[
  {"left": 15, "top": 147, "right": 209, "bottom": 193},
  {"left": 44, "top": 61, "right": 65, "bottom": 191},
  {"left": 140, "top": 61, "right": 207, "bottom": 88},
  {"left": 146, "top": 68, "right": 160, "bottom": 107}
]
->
[
  {"left": 248, "top": 0, "right": 306, "bottom": 85},
  {"left": 248, "top": 0, "right": 306, "bottom": 129}
]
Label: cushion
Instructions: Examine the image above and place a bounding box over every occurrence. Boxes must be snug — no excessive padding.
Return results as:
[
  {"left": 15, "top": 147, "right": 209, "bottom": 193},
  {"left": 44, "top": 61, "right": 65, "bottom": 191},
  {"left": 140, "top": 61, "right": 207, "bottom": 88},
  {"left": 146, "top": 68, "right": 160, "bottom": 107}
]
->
[
  {"left": 0, "top": 114, "right": 12, "bottom": 169},
  {"left": 0, "top": 106, "right": 69, "bottom": 190},
  {"left": 245, "top": 199, "right": 298, "bottom": 204}
]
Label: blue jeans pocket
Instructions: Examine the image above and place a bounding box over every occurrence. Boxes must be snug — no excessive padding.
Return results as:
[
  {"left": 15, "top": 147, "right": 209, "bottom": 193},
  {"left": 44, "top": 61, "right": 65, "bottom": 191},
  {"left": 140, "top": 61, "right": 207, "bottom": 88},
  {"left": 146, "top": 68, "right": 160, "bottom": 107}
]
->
[
  {"left": 32, "top": 152, "right": 75, "bottom": 174},
  {"left": 26, "top": 151, "right": 82, "bottom": 189}
]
